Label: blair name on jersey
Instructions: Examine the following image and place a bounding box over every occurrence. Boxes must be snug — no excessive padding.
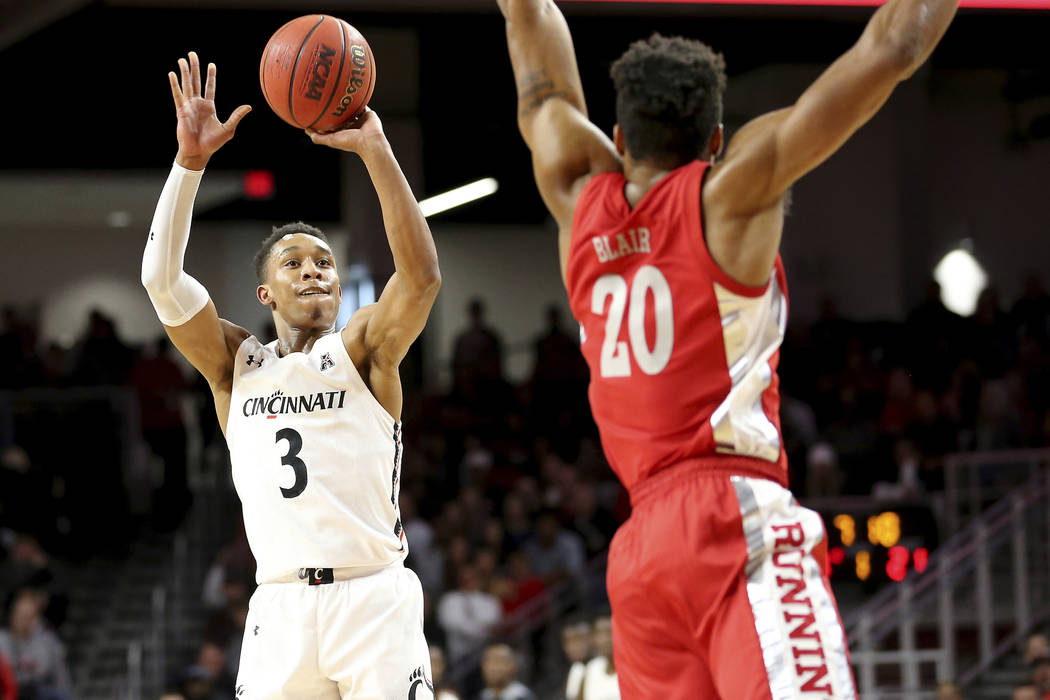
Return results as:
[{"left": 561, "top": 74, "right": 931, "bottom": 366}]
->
[
  {"left": 592, "top": 227, "right": 651, "bottom": 263},
  {"left": 242, "top": 389, "right": 347, "bottom": 418}
]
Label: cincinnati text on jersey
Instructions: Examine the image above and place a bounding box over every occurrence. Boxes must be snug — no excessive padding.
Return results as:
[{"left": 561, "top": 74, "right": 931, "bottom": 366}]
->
[{"left": 242, "top": 389, "right": 348, "bottom": 418}]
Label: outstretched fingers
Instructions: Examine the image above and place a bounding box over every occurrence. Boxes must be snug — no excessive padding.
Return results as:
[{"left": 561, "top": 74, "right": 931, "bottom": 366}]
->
[
  {"left": 168, "top": 71, "right": 185, "bottom": 108},
  {"left": 188, "top": 51, "right": 202, "bottom": 97},
  {"left": 178, "top": 57, "right": 191, "bottom": 97},
  {"left": 204, "top": 62, "right": 217, "bottom": 102},
  {"left": 223, "top": 105, "right": 252, "bottom": 133}
]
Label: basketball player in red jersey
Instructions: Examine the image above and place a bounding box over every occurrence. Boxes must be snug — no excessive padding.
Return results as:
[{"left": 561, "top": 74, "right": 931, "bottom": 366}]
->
[{"left": 498, "top": 1, "right": 957, "bottom": 697}]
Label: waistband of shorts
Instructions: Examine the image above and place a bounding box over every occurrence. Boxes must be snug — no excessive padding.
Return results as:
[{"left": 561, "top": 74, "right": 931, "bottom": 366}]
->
[
  {"left": 628, "top": 455, "right": 788, "bottom": 507},
  {"left": 263, "top": 562, "right": 398, "bottom": 585}
]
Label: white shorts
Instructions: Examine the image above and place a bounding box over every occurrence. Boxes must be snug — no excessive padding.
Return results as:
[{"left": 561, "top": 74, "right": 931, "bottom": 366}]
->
[{"left": 235, "top": 564, "right": 434, "bottom": 699}]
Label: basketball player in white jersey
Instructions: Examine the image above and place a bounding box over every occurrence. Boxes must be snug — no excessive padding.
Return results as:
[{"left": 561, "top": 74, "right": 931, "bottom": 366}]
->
[{"left": 142, "top": 52, "right": 439, "bottom": 699}]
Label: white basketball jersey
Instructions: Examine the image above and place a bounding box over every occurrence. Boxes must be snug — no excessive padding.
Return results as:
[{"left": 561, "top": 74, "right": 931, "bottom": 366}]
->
[{"left": 226, "top": 332, "right": 407, "bottom": 584}]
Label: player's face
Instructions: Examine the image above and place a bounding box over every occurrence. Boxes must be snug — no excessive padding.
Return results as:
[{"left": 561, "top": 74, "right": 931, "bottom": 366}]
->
[{"left": 259, "top": 233, "right": 342, "bottom": 327}]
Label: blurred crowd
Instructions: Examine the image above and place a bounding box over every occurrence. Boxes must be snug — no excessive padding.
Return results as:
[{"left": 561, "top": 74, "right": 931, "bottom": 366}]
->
[
  {"left": 0, "top": 271, "right": 1049, "bottom": 698},
  {"left": 781, "top": 276, "right": 1050, "bottom": 500}
]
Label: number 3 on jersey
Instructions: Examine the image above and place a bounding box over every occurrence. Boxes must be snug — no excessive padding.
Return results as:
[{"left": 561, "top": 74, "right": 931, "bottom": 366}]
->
[
  {"left": 275, "top": 427, "right": 307, "bottom": 498},
  {"left": 591, "top": 265, "right": 674, "bottom": 378}
]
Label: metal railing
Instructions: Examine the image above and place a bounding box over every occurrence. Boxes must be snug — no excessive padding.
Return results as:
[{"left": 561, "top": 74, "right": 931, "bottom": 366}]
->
[
  {"left": 844, "top": 466, "right": 1050, "bottom": 699},
  {"left": 943, "top": 448, "right": 1050, "bottom": 534}
]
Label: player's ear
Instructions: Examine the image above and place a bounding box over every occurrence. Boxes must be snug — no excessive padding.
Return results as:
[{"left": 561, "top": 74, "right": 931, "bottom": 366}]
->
[
  {"left": 613, "top": 124, "right": 626, "bottom": 157},
  {"left": 708, "top": 124, "right": 725, "bottom": 162},
  {"left": 257, "top": 284, "right": 274, "bottom": 307}
]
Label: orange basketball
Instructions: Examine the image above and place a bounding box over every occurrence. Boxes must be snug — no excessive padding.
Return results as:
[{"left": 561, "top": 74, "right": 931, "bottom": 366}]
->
[{"left": 259, "top": 15, "right": 376, "bottom": 132}]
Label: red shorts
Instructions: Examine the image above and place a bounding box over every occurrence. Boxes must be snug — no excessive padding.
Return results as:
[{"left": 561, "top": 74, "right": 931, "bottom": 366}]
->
[{"left": 607, "top": 462, "right": 858, "bottom": 699}]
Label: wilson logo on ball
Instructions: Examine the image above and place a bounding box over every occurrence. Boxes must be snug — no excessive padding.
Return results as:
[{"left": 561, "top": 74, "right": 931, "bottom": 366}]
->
[
  {"left": 332, "top": 46, "right": 369, "bottom": 119},
  {"left": 259, "top": 15, "right": 376, "bottom": 131},
  {"left": 305, "top": 44, "right": 336, "bottom": 101}
]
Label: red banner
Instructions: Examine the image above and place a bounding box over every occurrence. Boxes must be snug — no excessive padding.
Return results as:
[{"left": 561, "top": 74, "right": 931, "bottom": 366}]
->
[{"left": 566, "top": 0, "right": 1049, "bottom": 8}]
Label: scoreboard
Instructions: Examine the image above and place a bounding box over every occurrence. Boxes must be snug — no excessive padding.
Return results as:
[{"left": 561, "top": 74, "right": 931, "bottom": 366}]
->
[{"left": 817, "top": 504, "right": 939, "bottom": 583}]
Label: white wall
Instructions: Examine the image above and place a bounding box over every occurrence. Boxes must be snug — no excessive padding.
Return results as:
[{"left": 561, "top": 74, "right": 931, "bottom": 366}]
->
[{"left": 428, "top": 223, "right": 572, "bottom": 385}]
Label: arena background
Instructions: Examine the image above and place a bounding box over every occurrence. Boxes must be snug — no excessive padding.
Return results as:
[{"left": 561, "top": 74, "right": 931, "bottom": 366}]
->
[{"left": 0, "top": 1, "right": 1049, "bottom": 698}]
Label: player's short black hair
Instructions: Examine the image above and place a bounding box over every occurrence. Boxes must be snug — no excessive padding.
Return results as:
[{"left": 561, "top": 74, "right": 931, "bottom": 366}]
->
[
  {"left": 253, "top": 222, "right": 330, "bottom": 284},
  {"left": 610, "top": 33, "right": 727, "bottom": 166}
]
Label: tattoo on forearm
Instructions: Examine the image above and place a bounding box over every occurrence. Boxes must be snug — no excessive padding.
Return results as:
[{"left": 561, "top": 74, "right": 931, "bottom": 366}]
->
[{"left": 517, "top": 72, "right": 567, "bottom": 117}]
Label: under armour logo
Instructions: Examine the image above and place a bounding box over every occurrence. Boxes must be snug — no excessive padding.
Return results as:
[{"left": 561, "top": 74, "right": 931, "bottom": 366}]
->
[
  {"left": 320, "top": 352, "right": 334, "bottom": 371},
  {"left": 247, "top": 354, "right": 263, "bottom": 367},
  {"left": 149, "top": 231, "right": 155, "bottom": 241},
  {"left": 236, "top": 685, "right": 245, "bottom": 697},
  {"left": 253, "top": 625, "right": 259, "bottom": 636}
]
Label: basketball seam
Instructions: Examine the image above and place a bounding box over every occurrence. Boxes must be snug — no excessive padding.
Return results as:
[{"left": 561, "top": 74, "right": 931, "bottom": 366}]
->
[
  {"left": 362, "top": 44, "right": 376, "bottom": 118},
  {"left": 307, "top": 17, "right": 347, "bottom": 129},
  {"left": 261, "top": 18, "right": 300, "bottom": 123},
  {"left": 287, "top": 15, "right": 327, "bottom": 129}
]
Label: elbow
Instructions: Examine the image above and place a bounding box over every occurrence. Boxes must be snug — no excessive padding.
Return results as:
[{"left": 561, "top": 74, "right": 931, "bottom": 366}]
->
[
  {"left": 503, "top": 0, "right": 553, "bottom": 25},
  {"left": 418, "top": 266, "right": 442, "bottom": 298},
  {"left": 141, "top": 269, "right": 161, "bottom": 295},
  {"left": 870, "top": 25, "right": 926, "bottom": 78},
  {"left": 405, "top": 264, "right": 441, "bottom": 302}
]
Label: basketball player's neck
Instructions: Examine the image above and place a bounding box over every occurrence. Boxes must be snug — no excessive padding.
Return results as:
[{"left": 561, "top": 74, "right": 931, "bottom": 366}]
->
[
  {"left": 623, "top": 156, "right": 678, "bottom": 208},
  {"left": 272, "top": 316, "right": 337, "bottom": 356}
]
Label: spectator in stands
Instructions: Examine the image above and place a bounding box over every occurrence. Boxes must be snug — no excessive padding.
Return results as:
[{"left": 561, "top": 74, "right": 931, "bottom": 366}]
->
[
  {"left": 478, "top": 643, "right": 534, "bottom": 700},
  {"left": 0, "top": 589, "right": 71, "bottom": 699},
  {"left": 524, "top": 510, "right": 585, "bottom": 588},
  {"left": 430, "top": 646, "right": 461, "bottom": 700},
  {"left": 178, "top": 642, "right": 232, "bottom": 700},
  {"left": 0, "top": 306, "right": 43, "bottom": 389},
  {"left": 493, "top": 551, "right": 545, "bottom": 621},
  {"left": 1031, "top": 655, "right": 1050, "bottom": 698},
  {"left": 1013, "top": 273, "right": 1050, "bottom": 345},
  {"left": 159, "top": 691, "right": 187, "bottom": 700},
  {"left": 178, "top": 664, "right": 221, "bottom": 700},
  {"left": 578, "top": 615, "right": 619, "bottom": 700},
  {"left": 502, "top": 495, "right": 533, "bottom": 551},
  {"left": 438, "top": 565, "right": 503, "bottom": 663},
  {"left": 0, "top": 447, "right": 56, "bottom": 545},
  {"left": 0, "top": 650, "right": 15, "bottom": 700},
  {"left": 934, "top": 681, "right": 962, "bottom": 700},
  {"left": 453, "top": 298, "right": 504, "bottom": 388},
  {"left": 565, "top": 481, "right": 618, "bottom": 557},
  {"left": 128, "top": 337, "right": 191, "bottom": 531},
  {"left": 402, "top": 493, "right": 444, "bottom": 594},
  {"left": 562, "top": 618, "right": 592, "bottom": 700},
  {"left": 805, "top": 442, "right": 842, "bottom": 499},
  {"left": 70, "top": 309, "right": 134, "bottom": 386},
  {"left": 1026, "top": 634, "right": 1050, "bottom": 665},
  {"left": 1013, "top": 685, "right": 1039, "bottom": 700}
]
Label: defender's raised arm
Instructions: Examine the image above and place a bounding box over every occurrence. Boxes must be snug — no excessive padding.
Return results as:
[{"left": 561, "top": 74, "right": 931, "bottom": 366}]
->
[
  {"left": 704, "top": 0, "right": 958, "bottom": 283},
  {"left": 498, "top": 0, "right": 620, "bottom": 271},
  {"left": 142, "top": 52, "right": 251, "bottom": 426}
]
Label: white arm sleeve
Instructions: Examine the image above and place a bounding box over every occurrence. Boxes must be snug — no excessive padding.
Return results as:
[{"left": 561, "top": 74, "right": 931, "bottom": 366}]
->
[{"left": 141, "top": 162, "right": 211, "bottom": 326}]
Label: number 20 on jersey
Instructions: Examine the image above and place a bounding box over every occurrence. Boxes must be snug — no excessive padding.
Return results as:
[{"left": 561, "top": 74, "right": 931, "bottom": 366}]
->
[{"left": 591, "top": 265, "right": 674, "bottom": 378}]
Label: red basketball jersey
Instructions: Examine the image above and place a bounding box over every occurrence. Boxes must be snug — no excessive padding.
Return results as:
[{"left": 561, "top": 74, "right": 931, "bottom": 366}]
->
[{"left": 566, "top": 160, "right": 789, "bottom": 492}]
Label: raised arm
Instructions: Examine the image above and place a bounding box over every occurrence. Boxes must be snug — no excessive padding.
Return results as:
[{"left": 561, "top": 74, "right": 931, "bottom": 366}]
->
[
  {"left": 142, "top": 52, "right": 251, "bottom": 403},
  {"left": 704, "top": 0, "right": 958, "bottom": 285},
  {"left": 309, "top": 111, "right": 440, "bottom": 418},
  {"left": 498, "top": 0, "right": 620, "bottom": 258}
]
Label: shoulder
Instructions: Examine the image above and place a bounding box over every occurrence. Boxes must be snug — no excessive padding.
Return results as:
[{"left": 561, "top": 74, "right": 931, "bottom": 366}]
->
[{"left": 220, "top": 319, "right": 252, "bottom": 354}]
